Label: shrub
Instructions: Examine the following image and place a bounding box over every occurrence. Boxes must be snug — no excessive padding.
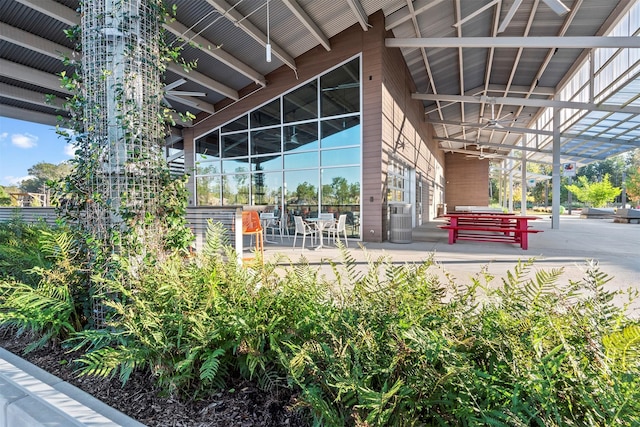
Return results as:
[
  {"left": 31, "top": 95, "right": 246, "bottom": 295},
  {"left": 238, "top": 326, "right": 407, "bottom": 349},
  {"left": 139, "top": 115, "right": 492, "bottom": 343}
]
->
[
  {"left": 0, "top": 223, "right": 90, "bottom": 352},
  {"left": 4, "top": 220, "right": 637, "bottom": 425},
  {"left": 0, "top": 215, "right": 49, "bottom": 285}
]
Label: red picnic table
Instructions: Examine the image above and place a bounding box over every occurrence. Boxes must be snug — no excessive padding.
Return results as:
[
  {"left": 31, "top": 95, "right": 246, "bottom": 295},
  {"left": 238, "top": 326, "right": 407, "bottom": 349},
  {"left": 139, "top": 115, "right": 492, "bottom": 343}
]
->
[{"left": 439, "top": 213, "right": 543, "bottom": 250}]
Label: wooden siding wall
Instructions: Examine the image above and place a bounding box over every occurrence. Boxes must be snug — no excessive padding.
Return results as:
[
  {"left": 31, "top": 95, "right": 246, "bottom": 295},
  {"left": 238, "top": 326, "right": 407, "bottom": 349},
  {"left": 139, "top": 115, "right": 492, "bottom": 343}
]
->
[
  {"left": 184, "top": 11, "right": 445, "bottom": 242},
  {"left": 378, "top": 16, "right": 445, "bottom": 241},
  {"left": 444, "top": 154, "right": 490, "bottom": 210}
]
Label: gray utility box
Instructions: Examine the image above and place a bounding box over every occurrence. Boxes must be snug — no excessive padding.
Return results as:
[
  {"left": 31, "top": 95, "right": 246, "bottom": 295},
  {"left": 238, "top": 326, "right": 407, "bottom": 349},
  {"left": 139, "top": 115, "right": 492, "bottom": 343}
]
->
[{"left": 389, "top": 203, "right": 412, "bottom": 243}]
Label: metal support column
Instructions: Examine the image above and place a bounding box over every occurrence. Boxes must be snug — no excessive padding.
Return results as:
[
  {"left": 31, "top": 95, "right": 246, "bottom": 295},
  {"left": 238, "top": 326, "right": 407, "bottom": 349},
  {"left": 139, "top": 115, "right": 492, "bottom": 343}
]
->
[{"left": 552, "top": 109, "right": 561, "bottom": 229}]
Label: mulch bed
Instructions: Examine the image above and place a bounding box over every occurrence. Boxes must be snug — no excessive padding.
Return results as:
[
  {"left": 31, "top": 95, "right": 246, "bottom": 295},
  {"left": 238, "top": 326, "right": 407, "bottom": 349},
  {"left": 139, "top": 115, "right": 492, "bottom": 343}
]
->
[{"left": 0, "top": 333, "right": 309, "bottom": 427}]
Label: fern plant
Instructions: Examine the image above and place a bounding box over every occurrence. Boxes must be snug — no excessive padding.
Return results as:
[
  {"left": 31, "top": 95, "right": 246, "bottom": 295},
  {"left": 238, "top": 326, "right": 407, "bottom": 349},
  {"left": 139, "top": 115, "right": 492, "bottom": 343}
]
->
[{"left": 0, "top": 224, "right": 89, "bottom": 352}]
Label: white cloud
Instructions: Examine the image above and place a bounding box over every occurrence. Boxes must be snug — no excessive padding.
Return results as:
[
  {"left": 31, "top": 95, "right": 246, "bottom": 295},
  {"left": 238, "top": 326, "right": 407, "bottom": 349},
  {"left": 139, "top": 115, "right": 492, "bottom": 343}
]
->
[
  {"left": 2, "top": 175, "right": 33, "bottom": 186},
  {"left": 0, "top": 132, "right": 8, "bottom": 140},
  {"left": 11, "top": 133, "right": 38, "bottom": 149},
  {"left": 64, "top": 143, "right": 77, "bottom": 157}
]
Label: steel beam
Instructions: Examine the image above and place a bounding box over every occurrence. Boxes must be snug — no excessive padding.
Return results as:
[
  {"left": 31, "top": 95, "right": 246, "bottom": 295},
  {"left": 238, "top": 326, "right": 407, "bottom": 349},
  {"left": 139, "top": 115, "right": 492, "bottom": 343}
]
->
[{"left": 387, "top": 36, "right": 640, "bottom": 49}]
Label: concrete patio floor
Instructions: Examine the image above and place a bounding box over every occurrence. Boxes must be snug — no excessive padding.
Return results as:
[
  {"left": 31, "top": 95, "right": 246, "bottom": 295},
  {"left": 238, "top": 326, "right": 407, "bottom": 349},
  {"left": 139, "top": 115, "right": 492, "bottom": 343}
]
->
[{"left": 255, "top": 214, "right": 640, "bottom": 313}]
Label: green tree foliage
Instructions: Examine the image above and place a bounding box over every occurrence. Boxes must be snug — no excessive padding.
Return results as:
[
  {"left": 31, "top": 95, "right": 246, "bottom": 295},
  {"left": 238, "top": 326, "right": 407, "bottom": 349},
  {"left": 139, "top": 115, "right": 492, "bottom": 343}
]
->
[
  {"left": 626, "top": 166, "right": 640, "bottom": 206},
  {"left": 0, "top": 186, "right": 12, "bottom": 206},
  {"left": 295, "top": 181, "right": 317, "bottom": 204},
  {"left": 565, "top": 173, "right": 622, "bottom": 207},
  {"left": 19, "top": 161, "right": 72, "bottom": 193}
]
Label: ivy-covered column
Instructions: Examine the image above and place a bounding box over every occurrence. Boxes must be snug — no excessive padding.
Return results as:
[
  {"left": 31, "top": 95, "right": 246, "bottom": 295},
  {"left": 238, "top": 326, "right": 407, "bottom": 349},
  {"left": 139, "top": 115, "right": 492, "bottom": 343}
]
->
[{"left": 81, "top": 0, "right": 165, "bottom": 255}]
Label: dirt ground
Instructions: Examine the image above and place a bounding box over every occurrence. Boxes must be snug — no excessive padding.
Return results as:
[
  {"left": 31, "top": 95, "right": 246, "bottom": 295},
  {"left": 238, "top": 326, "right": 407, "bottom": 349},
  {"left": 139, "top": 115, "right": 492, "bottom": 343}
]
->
[{"left": 0, "top": 333, "right": 309, "bottom": 427}]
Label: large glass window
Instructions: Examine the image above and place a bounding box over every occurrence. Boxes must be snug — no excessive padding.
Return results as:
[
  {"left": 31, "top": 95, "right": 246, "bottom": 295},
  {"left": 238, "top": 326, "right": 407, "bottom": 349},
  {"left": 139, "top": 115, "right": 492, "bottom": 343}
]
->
[
  {"left": 284, "top": 81, "right": 318, "bottom": 122},
  {"left": 320, "top": 59, "right": 360, "bottom": 117},
  {"left": 222, "top": 133, "right": 248, "bottom": 158},
  {"left": 194, "top": 56, "right": 362, "bottom": 238},
  {"left": 251, "top": 99, "right": 281, "bottom": 127}
]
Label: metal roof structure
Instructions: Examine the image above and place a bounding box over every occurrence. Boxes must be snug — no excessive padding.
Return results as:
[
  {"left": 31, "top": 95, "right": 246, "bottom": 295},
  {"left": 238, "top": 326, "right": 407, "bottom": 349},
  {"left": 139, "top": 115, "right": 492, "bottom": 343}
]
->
[{"left": 1, "top": 0, "right": 639, "bottom": 169}]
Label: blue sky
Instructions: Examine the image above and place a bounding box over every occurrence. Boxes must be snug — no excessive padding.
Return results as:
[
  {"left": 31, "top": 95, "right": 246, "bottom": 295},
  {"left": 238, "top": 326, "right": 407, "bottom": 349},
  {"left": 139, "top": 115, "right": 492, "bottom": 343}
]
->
[{"left": 0, "top": 117, "right": 74, "bottom": 187}]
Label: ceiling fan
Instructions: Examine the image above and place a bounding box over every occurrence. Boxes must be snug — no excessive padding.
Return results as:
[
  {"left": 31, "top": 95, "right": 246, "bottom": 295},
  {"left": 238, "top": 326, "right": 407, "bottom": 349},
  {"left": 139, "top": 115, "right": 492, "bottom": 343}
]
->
[
  {"left": 480, "top": 102, "right": 514, "bottom": 129},
  {"left": 162, "top": 78, "right": 207, "bottom": 109},
  {"left": 465, "top": 146, "right": 503, "bottom": 160}
]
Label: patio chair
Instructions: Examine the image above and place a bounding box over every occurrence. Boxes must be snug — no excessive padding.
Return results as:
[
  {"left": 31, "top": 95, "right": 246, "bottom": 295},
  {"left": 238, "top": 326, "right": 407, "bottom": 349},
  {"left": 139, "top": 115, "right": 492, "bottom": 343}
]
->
[
  {"left": 327, "top": 214, "right": 348, "bottom": 247},
  {"left": 293, "top": 215, "right": 317, "bottom": 249},
  {"left": 242, "top": 210, "right": 263, "bottom": 264},
  {"left": 260, "top": 212, "right": 283, "bottom": 242}
]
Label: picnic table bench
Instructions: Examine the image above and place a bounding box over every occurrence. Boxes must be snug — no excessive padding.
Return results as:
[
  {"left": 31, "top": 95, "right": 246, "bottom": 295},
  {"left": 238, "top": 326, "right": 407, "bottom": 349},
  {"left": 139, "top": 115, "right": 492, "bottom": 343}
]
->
[{"left": 439, "top": 213, "right": 543, "bottom": 250}]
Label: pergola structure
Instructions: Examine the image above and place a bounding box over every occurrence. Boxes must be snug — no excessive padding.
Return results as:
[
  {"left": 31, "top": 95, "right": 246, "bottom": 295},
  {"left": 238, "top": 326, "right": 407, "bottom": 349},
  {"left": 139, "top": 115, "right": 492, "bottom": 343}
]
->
[{"left": 1, "top": 0, "right": 640, "bottom": 228}]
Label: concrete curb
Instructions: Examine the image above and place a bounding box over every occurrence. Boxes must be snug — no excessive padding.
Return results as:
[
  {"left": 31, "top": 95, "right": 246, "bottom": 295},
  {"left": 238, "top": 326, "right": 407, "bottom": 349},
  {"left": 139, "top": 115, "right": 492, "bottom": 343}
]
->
[{"left": 0, "top": 348, "right": 146, "bottom": 427}]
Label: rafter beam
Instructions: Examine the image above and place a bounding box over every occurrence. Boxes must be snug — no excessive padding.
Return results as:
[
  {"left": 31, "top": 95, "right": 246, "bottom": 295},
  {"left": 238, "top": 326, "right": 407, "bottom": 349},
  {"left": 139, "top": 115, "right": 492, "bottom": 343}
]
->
[
  {"left": 413, "top": 93, "right": 640, "bottom": 115},
  {"left": 483, "top": 84, "right": 555, "bottom": 95},
  {"left": 15, "top": 0, "right": 78, "bottom": 26},
  {"left": 345, "top": 0, "right": 369, "bottom": 31},
  {"left": 385, "top": 0, "right": 447, "bottom": 31},
  {"left": 206, "top": 0, "right": 296, "bottom": 70},
  {"left": 437, "top": 137, "right": 551, "bottom": 154},
  {"left": 0, "top": 83, "right": 65, "bottom": 110},
  {"left": 0, "top": 59, "right": 72, "bottom": 96},
  {"left": 426, "top": 118, "right": 554, "bottom": 136},
  {"left": 163, "top": 21, "right": 266, "bottom": 87},
  {"left": 167, "top": 63, "right": 238, "bottom": 101},
  {"left": 281, "top": 0, "right": 331, "bottom": 50},
  {"left": 0, "top": 22, "right": 75, "bottom": 60},
  {"left": 0, "top": 105, "right": 61, "bottom": 127},
  {"left": 165, "top": 94, "right": 216, "bottom": 114},
  {"left": 386, "top": 36, "right": 640, "bottom": 49}
]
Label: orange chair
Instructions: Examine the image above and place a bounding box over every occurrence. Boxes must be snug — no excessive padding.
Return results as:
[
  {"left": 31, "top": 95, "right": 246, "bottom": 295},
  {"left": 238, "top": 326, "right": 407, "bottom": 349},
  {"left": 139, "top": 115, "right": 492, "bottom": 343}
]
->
[{"left": 242, "top": 210, "right": 264, "bottom": 264}]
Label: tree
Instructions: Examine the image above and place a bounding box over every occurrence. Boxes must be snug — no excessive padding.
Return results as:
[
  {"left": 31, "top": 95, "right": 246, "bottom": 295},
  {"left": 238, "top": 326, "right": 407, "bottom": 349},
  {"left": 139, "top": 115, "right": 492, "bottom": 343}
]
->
[
  {"left": 565, "top": 174, "right": 621, "bottom": 208},
  {"left": 0, "top": 186, "right": 11, "bottom": 206},
  {"left": 19, "top": 162, "right": 72, "bottom": 193},
  {"left": 626, "top": 166, "right": 640, "bottom": 206}
]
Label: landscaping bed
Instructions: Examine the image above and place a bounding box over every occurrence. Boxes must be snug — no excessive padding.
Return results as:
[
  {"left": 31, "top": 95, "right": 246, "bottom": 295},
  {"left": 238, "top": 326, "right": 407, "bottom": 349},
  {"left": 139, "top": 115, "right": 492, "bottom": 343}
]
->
[{"left": 0, "top": 332, "right": 305, "bottom": 427}]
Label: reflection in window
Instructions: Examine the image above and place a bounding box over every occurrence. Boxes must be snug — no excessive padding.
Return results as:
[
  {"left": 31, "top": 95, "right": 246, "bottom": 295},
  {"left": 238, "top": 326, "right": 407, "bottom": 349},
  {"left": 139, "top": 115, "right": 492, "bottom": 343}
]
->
[
  {"left": 223, "top": 174, "right": 250, "bottom": 205},
  {"left": 321, "top": 147, "right": 360, "bottom": 166},
  {"left": 251, "top": 99, "right": 281, "bottom": 127},
  {"left": 222, "top": 133, "right": 248, "bottom": 158},
  {"left": 251, "top": 154, "right": 282, "bottom": 171},
  {"left": 321, "top": 118, "right": 360, "bottom": 148},
  {"left": 195, "top": 130, "right": 219, "bottom": 161},
  {"left": 284, "top": 81, "right": 318, "bottom": 122},
  {"left": 285, "top": 170, "right": 318, "bottom": 217},
  {"left": 222, "top": 115, "right": 247, "bottom": 132},
  {"left": 252, "top": 171, "right": 282, "bottom": 206},
  {"left": 321, "top": 167, "right": 360, "bottom": 205},
  {"left": 196, "top": 176, "right": 221, "bottom": 206},
  {"left": 321, "top": 58, "right": 360, "bottom": 117},
  {"left": 222, "top": 159, "right": 250, "bottom": 174},
  {"left": 284, "top": 151, "right": 319, "bottom": 169},
  {"left": 196, "top": 160, "right": 220, "bottom": 175},
  {"left": 251, "top": 128, "right": 281, "bottom": 155},
  {"left": 284, "top": 122, "right": 318, "bottom": 152}
]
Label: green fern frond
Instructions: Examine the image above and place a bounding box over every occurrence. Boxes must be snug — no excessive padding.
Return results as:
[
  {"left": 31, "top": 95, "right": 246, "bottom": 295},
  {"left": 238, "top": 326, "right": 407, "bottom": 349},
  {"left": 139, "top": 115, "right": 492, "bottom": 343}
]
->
[
  {"left": 521, "top": 267, "right": 564, "bottom": 309},
  {"left": 38, "top": 228, "right": 76, "bottom": 263},
  {"left": 200, "top": 348, "right": 225, "bottom": 382},
  {"left": 603, "top": 324, "right": 640, "bottom": 369}
]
